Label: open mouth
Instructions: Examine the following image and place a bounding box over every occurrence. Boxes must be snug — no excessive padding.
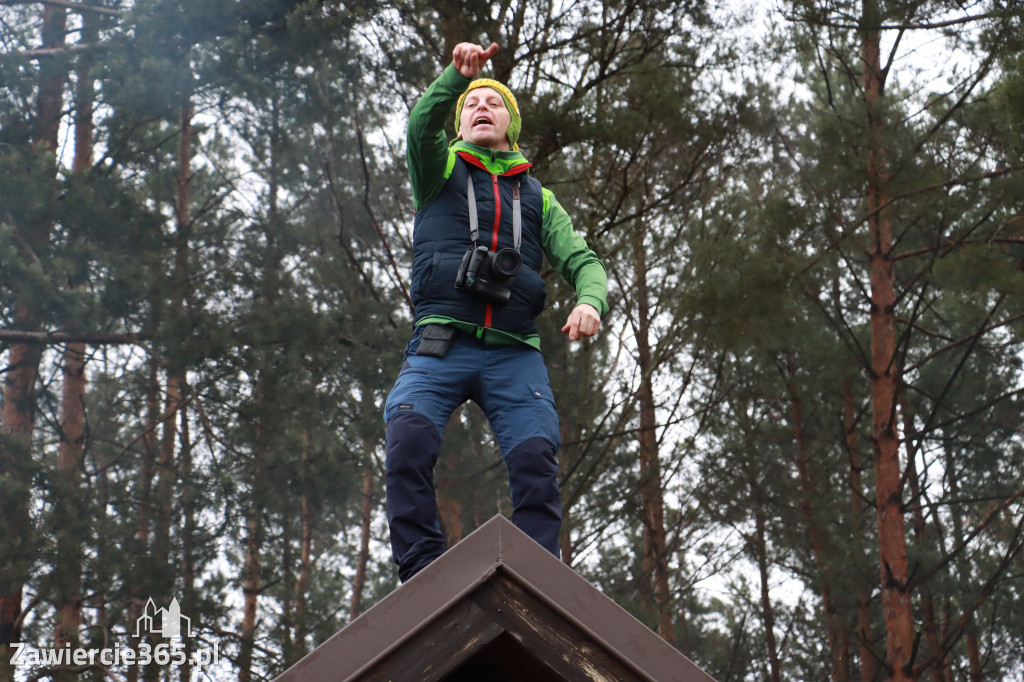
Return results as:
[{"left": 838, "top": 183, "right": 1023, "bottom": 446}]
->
[{"left": 473, "top": 116, "right": 493, "bottom": 127}]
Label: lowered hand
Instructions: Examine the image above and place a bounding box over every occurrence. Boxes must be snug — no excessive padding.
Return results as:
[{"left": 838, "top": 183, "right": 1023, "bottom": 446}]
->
[{"left": 562, "top": 303, "right": 601, "bottom": 342}]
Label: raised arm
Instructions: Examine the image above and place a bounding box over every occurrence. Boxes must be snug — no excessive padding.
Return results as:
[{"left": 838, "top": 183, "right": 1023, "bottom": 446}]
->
[{"left": 406, "top": 42, "right": 500, "bottom": 210}]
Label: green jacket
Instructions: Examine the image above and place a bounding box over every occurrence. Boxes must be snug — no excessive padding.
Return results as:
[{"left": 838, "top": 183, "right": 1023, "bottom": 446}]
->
[{"left": 407, "top": 64, "right": 608, "bottom": 350}]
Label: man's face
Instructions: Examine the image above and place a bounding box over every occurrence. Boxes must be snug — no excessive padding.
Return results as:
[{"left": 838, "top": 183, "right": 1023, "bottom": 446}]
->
[{"left": 460, "top": 87, "right": 512, "bottom": 151}]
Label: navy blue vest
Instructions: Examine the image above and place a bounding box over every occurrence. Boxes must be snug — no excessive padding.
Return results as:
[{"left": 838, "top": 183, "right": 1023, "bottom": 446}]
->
[{"left": 411, "top": 154, "right": 547, "bottom": 335}]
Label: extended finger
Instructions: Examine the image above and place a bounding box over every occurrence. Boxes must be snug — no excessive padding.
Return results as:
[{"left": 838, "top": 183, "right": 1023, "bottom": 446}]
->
[{"left": 480, "top": 42, "right": 499, "bottom": 61}]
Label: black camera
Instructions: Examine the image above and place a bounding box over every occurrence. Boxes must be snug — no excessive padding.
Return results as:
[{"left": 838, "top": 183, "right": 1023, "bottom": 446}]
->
[{"left": 455, "top": 245, "right": 521, "bottom": 304}]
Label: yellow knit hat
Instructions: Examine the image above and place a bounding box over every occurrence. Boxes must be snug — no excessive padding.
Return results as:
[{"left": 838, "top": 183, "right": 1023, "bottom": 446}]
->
[{"left": 455, "top": 79, "right": 521, "bottom": 151}]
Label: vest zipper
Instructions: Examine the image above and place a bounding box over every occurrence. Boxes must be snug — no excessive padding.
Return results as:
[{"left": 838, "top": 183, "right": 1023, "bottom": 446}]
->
[
  {"left": 454, "top": 152, "right": 532, "bottom": 332},
  {"left": 485, "top": 171, "right": 500, "bottom": 329}
]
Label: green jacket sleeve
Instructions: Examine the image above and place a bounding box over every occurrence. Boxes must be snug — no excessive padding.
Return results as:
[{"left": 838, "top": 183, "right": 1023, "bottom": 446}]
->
[
  {"left": 407, "top": 64, "right": 472, "bottom": 211},
  {"left": 541, "top": 189, "right": 609, "bottom": 317}
]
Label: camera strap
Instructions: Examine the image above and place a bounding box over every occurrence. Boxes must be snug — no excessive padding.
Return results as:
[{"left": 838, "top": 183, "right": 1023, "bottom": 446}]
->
[
  {"left": 466, "top": 174, "right": 521, "bottom": 251},
  {"left": 511, "top": 181, "right": 521, "bottom": 251}
]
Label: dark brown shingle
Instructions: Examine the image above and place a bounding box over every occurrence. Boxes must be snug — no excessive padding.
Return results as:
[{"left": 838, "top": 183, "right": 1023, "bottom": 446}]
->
[{"left": 275, "top": 514, "right": 716, "bottom": 682}]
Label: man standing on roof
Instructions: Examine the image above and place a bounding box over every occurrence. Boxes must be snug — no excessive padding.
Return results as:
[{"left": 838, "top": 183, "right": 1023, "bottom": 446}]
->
[{"left": 384, "top": 41, "right": 608, "bottom": 582}]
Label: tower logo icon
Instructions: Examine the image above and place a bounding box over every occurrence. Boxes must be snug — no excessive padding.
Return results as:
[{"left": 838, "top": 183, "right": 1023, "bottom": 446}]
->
[{"left": 135, "top": 598, "right": 195, "bottom": 639}]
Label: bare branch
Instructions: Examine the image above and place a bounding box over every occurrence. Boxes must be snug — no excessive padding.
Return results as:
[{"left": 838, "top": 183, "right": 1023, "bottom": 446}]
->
[
  {"left": 903, "top": 309, "right": 1024, "bottom": 374},
  {"left": 877, "top": 10, "right": 1019, "bottom": 31},
  {"left": 6, "top": 42, "right": 106, "bottom": 58},
  {"left": 353, "top": 115, "right": 413, "bottom": 313},
  {"left": 0, "top": 330, "right": 150, "bottom": 345},
  {"left": 797, "top": 162, "right": 1024, "bottom": 277},
  {"left": 895, "top": 237, "right": 1024, "bottom": 262},
  {"left": 786, "top": 8, "right": 1021, "bottom": 32},
  {"left": 912, "top": 488, "right": 1024, "bottom": 674},
  {"left": 0, "top": 0, "right": 121, "bottom": 15}
]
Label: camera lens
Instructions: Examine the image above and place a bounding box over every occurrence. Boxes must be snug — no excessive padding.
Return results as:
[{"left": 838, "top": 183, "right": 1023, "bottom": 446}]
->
[{"left": 491, "top": 248, "right": 521, "bottom": 278}]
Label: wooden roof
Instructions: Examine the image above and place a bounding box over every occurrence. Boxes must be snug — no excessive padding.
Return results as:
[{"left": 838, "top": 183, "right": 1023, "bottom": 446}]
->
[{"left": 275, "top": 514, "right": 716, "bottom": 682}]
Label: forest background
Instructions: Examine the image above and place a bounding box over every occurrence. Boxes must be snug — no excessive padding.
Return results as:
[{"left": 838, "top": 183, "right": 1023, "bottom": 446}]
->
[{"left": 1, "top": 0, "right": 1023, "bottom": 680}]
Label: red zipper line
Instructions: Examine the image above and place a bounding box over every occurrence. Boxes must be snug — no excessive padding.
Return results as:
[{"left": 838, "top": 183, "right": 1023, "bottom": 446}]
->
[
  {"left": 485, "top": 172, "right": 501, "bottom": 328},
  {"left": 457, "top": 153, "right": 531, "bottom": 328}
]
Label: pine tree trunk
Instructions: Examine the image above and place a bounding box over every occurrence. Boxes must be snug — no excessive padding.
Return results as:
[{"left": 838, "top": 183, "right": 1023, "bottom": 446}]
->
[
  {"left": 2, "top": 6, "right": 66, "bottom": 674},
  {"left": 436, "top": 471, "right": 463, "bottom": 547},
  {"left": 940, "top": 598, "right": 954, "bottom": 682},
  {"left": 966, "top": 630, "right": 981, "bottom": 681},
  {"left": 558, "top": 417, "right": 575, "bottom": 566},
  {"left": 436, "top": 413, "right": 464, "bottom": 549},
  {"left": 238, "top": 396, "right": 267, "bottom": 679},
  {"left": 289, "top": 430, "right": 314, "bottom": 662},
  {"left": 239, "top": 425, "right": 268, "bottom": 682},
  {"left": 675, "top": 545, "right": 694, "bottom": 657},
  {"left": 558, "top": 512, "right": 574, "bottom": 566},
  {"left": 844, "top": 377, "right": 876, "bottom": 682},
  {"left": 127, "top": 355, "right": 161, "bottom": 682},
  {"left": 150, "top": 378, "right": 180, "bottom": 682},
  {"left": 92, "top": 376, "right": 113, "bottom": 670},
  {"left": 293, "top": 497, "right": 313, "bottom": 651},
  {"left": 754, "top": 495, "right": 782, "bottom": 682},
  {"left": 901, "top": 397, "right": 944, "bottom": 682},
  {"left": 239, "top": 497, "right": 263, "bottom": 682},
  {"left": 147, "top": 94, "right": 193, "bottom": 682},
  {"left": 53, "top": 16, "right": 96, "bottom": 662},
  {"left": 282, "top": 538, "right": 296, "bottom": 664},
  {"left": 168, "top": 96, "right": 194, "bottom": 593},
  {"left": 0, "top": 342, "right": 41, "bottom": 678},
  {"left": 350, "top": 443, "right": 375, "bottom": 622},
  {"left": 179, "top": 407, "right": 195, "bottom": 682},
  {"left": 633, "top": 245, "right": 674, "bottom": 646},
  {"left": 35, "top": 3, "right": 66, "bottom": 152},
  {"left": 784, "top": 354, "right": 847, "bottom": 680},
  {"left": 241, "top": 92, "right": 286, "bottom": 682},
  {"left": 862, "top": 2, "right": 915, "bottom": 678},
  {"left": 944, "top": 452, "right": 978, "bottom": 682},
  {"left": 54, "top": 342, "right": 85, "bottom": 651}
]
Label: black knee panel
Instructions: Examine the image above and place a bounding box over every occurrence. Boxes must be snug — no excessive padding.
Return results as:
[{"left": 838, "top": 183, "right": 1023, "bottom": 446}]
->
[{"left": 386, "top": 410, "right": 441, "bottom": 475}]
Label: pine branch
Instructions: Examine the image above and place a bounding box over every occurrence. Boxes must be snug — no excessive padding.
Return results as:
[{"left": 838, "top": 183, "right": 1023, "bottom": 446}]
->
[
  {"left": 865, "top": 10, "right": 1020, "bottom": 32},
  {"left": 782, "top": 8, "right": 1020, "bottom": 32},
  {"left": 0, "top": 330, "right": 150, "bottom": 344},
  {"left": 353, "top": 114, "right": 413, "bottom": 313},
  {"left": 0, "top": 0, "right": 121, "bottom": 16},
  {"left": 894, "top": 237, "right": 1024, "bottom": 262},
  {"left": 903, "top": 309, "right": 1024, "bottom": 374},
  {"left": 797, "top": 162, "right": 1024, "bottom": 277},
  {"left": 7, "top": 42, "right": 107, "bottom": 58},
  {"left": 911, "top": 487, "right": 1024, "bottom": 675}
]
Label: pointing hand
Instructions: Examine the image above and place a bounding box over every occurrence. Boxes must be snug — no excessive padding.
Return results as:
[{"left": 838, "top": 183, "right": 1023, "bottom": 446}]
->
[{"left": 453, "top": 42, "right": 499, "bottom": 78}]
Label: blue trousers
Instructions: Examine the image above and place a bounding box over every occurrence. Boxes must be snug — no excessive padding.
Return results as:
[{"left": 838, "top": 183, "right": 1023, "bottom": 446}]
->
[{"left": 384, "top": 328, "right": 562, "bottom": 582}]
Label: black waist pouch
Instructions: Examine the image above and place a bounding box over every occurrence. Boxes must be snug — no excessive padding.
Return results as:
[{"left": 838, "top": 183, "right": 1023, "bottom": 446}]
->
[{"left": 415, "top": 324, "right": 457, "bottom": 358}]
